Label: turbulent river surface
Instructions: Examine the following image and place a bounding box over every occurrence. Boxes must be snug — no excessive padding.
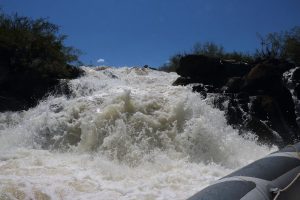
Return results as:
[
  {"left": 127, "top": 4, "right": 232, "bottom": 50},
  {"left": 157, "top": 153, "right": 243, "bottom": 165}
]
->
[{"left": 0, "top": 67, "right": 275, "bottom": 200}]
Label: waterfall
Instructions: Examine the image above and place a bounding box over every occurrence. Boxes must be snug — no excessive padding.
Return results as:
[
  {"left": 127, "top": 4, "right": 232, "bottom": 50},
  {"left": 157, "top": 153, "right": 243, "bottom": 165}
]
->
[{"left": 0, "top": 67, "right": 274, "bottom": 200}]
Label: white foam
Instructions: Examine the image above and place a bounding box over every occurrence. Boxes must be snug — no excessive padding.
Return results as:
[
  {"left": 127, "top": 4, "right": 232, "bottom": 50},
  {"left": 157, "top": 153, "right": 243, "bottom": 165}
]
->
[{"left": 0, "top": 67, "right": 275, "bottom": 199}]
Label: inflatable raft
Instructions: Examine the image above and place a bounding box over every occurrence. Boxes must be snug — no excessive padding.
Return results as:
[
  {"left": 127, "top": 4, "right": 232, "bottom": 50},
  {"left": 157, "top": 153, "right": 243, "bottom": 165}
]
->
[{"left": 188, "top": 143, "right": 300, "bottom": 200}]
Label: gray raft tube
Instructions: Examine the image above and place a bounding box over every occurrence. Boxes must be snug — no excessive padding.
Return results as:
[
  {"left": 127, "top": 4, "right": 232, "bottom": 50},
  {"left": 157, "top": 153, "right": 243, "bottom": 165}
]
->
[{"left": 188, "top": 142, "right": 300, "bottom": 200}]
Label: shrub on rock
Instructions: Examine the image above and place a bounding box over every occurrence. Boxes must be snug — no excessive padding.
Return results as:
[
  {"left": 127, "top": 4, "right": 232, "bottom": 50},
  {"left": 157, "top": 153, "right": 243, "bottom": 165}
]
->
[{"left": 0, "top": 12, "right": 84, "bottom": 111}]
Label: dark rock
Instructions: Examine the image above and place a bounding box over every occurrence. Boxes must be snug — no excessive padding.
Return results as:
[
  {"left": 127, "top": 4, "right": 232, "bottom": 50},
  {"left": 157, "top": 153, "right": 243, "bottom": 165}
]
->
[
  {"left": 0, "top": 75, "right": 59, "bottom": 111},
  {"left": 172, "top": 77, "right": 193, "bottom": 86},
  {"left": 295, "top": 84, "right": 300, "bottom": 99},
  {"left": 242, "top": 62, "right": 282, "bottom": 94},
  {"left": 143, "top": 65, "right": 157, "bottom": 70},
  {"left": 0, "top": 66, "right": 84, "bottom": 112},
  {"left": 176, "top": 55, "right": 252, "bottom": 87},
  {"left": 193, "top": 84, "right": 217, "bottom": 93},
  {"left": 225, "top": 97, "right": 246, "bottom": 126},
  {"left": 0, "top": 96, "right": 27, "bottom": 111},
  {"left": 192, "top": 84, "right": 219, "bottom": 98},
  {"left": 250, "top": 95, "right": 299, "bottom": 144},
  {"left": 223, "top": 77, "right": 244, "bottom": 93},
  {"left": 243, "top": 117, "right": 281, "bottom": 146},
  {"left": 0, "top": 58, "right": 9, "bottom": 85},
  {"left": 236, "top": 92, "right": 250, "bottom": 103},
  {"left": 292, "top": 67, "right": 300, "bottom": 81},
  {"left": 54, "top": 80, "right": 72, "bottom": 97},
  {"left": 209, "top": 93, "right": 297, "bottom": 147},
  {"left": 242, "top": 60, "right": 295, "bottom": 94},
  {"left": 292, "top": 67, "right": 300, "bottom": 99},
  {"left": 176, "top": 55, "right": 300, "bottom": 146},
  {"left": 177, "top": 55, "right": 220, "bottom": 82}
]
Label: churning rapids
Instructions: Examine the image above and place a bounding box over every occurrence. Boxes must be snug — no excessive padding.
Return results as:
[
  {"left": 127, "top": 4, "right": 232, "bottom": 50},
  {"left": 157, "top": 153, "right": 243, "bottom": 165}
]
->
[{"left": 0, "top": 67, "right": 276, "bottom": 200}]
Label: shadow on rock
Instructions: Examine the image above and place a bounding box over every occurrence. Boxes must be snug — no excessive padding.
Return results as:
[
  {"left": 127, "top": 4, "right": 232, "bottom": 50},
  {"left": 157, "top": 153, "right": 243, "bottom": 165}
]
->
[{"left": 173, "top": 55, "right": 300, "bottom": 147}]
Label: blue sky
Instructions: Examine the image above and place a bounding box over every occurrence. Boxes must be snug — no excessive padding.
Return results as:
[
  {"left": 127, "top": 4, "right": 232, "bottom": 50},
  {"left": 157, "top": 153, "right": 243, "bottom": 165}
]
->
[{"left": 2, "top": 0, "right": 300, "bottom": 67}]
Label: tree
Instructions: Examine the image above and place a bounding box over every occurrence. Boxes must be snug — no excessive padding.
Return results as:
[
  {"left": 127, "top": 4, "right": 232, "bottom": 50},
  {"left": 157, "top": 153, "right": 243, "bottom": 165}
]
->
[
  {"left": 0, "top": 12, "right": 82, "bottom": 80},
  {"left": 159, "top": 42, "right": 254, "bottom": 72},
  {"left": 193, "top": 42, "right": 253, "bottom": 63},
  {"left": 256, "top": 26, "right": 300, "bottom": 65},
  {"left": 0, "top": 11, "right": 83, "bottom": 111},
  {"left": 159, "top": 54, "right": 183, "bottom": 72},
  {"left": 192, "top": 42, "right": 225, "bottom": 58},
  {"left": 283, "top": 27, "right": 300, "bottom": 65}
]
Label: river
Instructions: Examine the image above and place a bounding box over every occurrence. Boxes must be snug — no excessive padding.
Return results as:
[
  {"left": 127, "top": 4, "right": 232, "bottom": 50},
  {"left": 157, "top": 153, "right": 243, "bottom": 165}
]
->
[{"left": 0, "top": 67, "right": 274, "bottom": 200}]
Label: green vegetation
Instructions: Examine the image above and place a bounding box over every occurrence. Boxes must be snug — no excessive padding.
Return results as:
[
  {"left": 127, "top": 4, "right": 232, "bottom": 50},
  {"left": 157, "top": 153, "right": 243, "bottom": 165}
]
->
[
  {"left": 0, "top": 12, "right": 83, "bottom": 80},
  {"left": 160, "top": 26, "right": 300, "bottom": 72},
  {"left": 256, "top": 26, "right": 300, "bottom": 65},
  {"left": 160, "top": 42, "right": 253, "bottom": 72},
  {"left": 192, "top": 42, "right": 254, "bottom": 62},
  {"left": 0, "top": 11, "right": 83, "bottom": 111},
  {"left": 159, "top": 54, "right": 182, "bottom": 72}
]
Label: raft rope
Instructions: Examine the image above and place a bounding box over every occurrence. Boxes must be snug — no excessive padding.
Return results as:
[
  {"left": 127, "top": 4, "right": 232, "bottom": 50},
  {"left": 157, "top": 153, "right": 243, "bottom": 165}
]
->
[
  {"left": 271, "top": 144, "right": 300, "bottom": 200},
  {"left": 272, "top": 173, "right": 300, "bottom": 200}
]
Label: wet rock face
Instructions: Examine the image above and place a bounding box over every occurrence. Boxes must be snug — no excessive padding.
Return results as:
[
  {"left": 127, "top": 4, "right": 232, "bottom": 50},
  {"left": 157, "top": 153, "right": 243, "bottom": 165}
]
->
[
  {"left": 174, "top": 55, "right": 300, "bottom": 147},
  {"left": 0, "top": 59, "right": 9, "bottom": 85},
  {"left": 241, "top": 61, "right": 293, "bottom": 95},
  {"left": 176, "top": 55, "right": 252, "bottom": 87},
  {"left": 0, "top": 76, "right": 60, "bottom": 111},
  {"left": 172, "top": 77, "right": 193, "bottom": 86},
  {"left": 292, "top": 68, "right": 300, "bottom": 99},
  {"left": 0, "top": 67, "right": 83, "bottom": 112},
  {"left": 284, "top": 67, "right": 300, "bottom": 128},
  {"left": 0, "top": 75, "right": 76, "bottom": 112}
]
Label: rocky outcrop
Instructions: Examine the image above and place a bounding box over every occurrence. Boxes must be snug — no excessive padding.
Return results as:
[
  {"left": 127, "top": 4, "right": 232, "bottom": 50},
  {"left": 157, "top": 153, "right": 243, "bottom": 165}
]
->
[
  {"left": 284, "top": 67, "right": 300, "bottom": 128},
  {"left": 176, "top": 55, "right": 252, "bottom": 87},
  {"left": 173, "top": 55, "right": 300, "bottom": 147},
  {"left": 0, "top": 63, "right": 83, "bottom": 112}
]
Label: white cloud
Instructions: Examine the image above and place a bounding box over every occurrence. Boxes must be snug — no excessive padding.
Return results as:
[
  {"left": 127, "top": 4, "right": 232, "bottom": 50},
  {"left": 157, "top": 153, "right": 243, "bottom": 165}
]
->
[{"left": 97, "top": 58, "right": 105, "bottom": 63}]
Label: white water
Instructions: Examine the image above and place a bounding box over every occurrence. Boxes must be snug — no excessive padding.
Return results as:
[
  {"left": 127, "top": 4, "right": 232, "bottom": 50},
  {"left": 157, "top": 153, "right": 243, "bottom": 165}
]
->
[
  {"left": 283, "top": 67, "right": 300, "bottom": 126},
  {"left": 0, "top": 67, "right": 275, "bottom": 200}
]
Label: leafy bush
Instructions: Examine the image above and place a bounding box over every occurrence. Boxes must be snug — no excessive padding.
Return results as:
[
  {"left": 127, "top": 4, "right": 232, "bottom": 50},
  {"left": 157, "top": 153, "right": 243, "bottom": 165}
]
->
[
  {"left": 159, "top": 54, "right": 183, "bottom": 72},
  {"left": 0, "top": 11, "right": 84, "bottom": 111},
  {"left": 256, "top": 26, "right": 300, "bottom": 65},
  {"left": 159, "top": 42, "right": 253, "bottom": 72},
  {"left": 0, "top": 12, "right": 83, "bottom": 80},
  {"left": 192, "top": 42, "right": 225, "bottom": 58},
  {"left": 193, "top": 42, "right": 254, "bottom": 62}
]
